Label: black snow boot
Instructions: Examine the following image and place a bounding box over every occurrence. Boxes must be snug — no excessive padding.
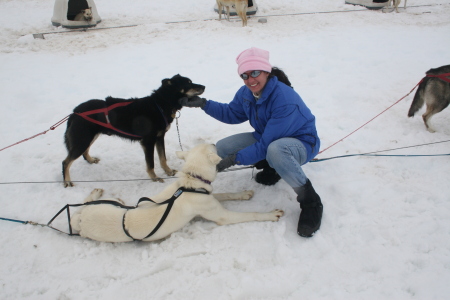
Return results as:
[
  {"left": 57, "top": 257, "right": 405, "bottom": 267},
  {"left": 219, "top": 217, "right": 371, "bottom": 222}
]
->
[
  {"left": 254, "top": 159, "right": 281, "bottom": 186},
  {"left": 295, "top": 180, "right": 323, "bottom": 237}
]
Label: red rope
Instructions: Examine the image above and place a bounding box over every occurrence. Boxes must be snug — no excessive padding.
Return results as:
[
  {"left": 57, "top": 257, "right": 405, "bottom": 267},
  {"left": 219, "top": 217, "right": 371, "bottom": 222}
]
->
[
  {"left": 317, "top": 80, "right": 423, "bottom": 155},
  {"left": 0, "top": 114, "right": 71, "bottom": 152}
]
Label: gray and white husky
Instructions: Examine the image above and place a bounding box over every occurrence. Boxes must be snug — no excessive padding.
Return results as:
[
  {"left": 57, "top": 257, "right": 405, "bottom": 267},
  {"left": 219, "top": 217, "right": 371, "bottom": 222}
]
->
[{"left": 408, "top": 65, "right": 450, "bottom": 132}]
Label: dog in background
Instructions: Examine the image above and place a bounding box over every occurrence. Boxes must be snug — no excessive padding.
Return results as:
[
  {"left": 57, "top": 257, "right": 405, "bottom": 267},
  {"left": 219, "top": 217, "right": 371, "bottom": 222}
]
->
[
  {"left": 408, "top": 65, "right": 450, "bottom": 132},
  {"left": 62, "top": 74, "right": 205, "bottom": 187},
  {"left": 70, "top": 144, "right": 284, "bottom": 242},
  {"left": 216, "top": 0, "right": 248, "bottom": 27},
  {"left": 388, "top": 0, "right": 407, "bottom": 13},
  {"left": 74, "top": 7, "right": 93, "bottom": 21}
]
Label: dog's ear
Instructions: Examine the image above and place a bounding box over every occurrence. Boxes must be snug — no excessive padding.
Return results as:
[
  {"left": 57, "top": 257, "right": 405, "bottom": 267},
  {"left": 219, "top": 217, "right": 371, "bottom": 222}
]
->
[
  {"left": 162, "top": 79, "right": 172, "bottom": 86},
  {"left": 208, "top": 153, "right": 222, "bottom": 165},
  {"left": 176, "top": 151, "right": 188, "bottom": 160}
]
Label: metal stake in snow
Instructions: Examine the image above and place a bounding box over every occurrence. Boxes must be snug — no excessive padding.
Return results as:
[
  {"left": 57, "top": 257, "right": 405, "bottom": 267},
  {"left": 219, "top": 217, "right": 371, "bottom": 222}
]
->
[{"left": 31, "top": 24, "right": 138, "bottom": 39}]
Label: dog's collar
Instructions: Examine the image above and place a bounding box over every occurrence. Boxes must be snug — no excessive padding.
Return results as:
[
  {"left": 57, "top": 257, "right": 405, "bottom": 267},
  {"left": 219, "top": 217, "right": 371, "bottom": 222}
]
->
[{"left": 187, "top": 173, "right": 212, "bottom": 185}]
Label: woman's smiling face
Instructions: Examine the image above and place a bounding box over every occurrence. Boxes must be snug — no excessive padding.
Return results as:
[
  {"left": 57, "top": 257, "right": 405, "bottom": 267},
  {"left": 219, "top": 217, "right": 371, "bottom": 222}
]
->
[{"left": 241, "top": 71, "right": 270, "bottom": 96}]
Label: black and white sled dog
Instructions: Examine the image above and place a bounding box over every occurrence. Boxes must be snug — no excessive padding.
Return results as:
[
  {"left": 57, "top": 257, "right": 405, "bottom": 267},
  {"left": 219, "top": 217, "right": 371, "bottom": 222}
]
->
[
  {"left": 70, "top": 144, "right": 284, "bottom": 242},
  {"left": 408, "top": 65, "right": 450, "bottom": 132},
  {"left": 62, "top": 74, "right": 205, "bottom": 187}
]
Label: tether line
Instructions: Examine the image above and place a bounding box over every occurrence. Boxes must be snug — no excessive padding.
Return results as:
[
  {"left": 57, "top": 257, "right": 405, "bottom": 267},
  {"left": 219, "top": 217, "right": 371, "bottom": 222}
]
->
[
  {"left": 312, "top": 153, "right": 450, "bottom": 162},
  {"left": 0, "top": 141, "right": 448, "bottom": 185},
  {"left": 313, "top": 139, "right": 450, "bottom": 162}
]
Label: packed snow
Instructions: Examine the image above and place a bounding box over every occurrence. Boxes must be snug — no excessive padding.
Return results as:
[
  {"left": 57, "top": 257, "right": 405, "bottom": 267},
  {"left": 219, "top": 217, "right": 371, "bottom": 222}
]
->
[{"left": 1, "top": 0, "right": 449, "bottom": 299}]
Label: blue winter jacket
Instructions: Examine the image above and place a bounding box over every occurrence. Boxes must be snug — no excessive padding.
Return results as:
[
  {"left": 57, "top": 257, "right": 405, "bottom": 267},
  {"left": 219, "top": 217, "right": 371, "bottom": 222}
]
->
[{"left": 202, "top": 76, "right": 320, "bottom": 166}]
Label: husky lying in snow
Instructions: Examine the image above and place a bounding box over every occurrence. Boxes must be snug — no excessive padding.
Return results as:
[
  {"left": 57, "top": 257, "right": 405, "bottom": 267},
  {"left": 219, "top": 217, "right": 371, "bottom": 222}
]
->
[{"left": 70, "top": 144, "right": 284, "bottom": 242}]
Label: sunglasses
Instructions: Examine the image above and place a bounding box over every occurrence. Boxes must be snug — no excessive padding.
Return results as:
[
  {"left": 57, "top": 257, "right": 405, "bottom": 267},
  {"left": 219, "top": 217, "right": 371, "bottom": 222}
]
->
[{"left": 240, "top": 70, "right": 262, "bottom": 80}]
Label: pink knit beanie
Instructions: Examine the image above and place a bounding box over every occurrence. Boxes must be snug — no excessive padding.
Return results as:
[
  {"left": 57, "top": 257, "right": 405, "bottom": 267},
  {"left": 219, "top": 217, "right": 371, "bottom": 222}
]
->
[{"left": 236, "top": 47, "right": 272, "bottom": 75}]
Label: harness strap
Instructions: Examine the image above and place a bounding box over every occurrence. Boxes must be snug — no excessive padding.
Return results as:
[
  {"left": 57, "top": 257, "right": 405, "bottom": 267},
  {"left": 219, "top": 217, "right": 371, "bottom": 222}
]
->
[
  {"left": 124, "top": 187, "right": 209, "bottom": 241},
  {"left": 75, "top": 101, "right": 142, "bottom": 138},
  {"left": 122, "top": 195, "right": 174, "bottom": 241},
  {"left": 48, "top": 187, "right": 210, "bottom": 240},
  {"left": 426, "top": 72, "right": 450, "bottom": 83},
  {"left": 124, "top": 196, "right": 176, "bottom": 241},
  {"left": 47, "top": 200, "right": 138, "bottom": 236}
]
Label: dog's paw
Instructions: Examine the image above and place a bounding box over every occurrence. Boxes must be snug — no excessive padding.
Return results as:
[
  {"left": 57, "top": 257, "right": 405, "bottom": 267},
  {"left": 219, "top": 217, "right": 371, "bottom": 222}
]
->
[
  {"left": 89, "top": 157, "right": 100, "bottom": 164},
  {"left": 166, "top": 169, "right": 177, "bottom": 176},
  {"left": 152, "top": 177, "right": 165, "bottom": 183},
  {"left": 64, "top": 181, "right": 74, "bottom": 188},
  {"left": 240, "top": 190, "right": 254, "bottom": 200},
  {"left": 83, "top": 153, "right": 100, "bottom": 164},
  {"left": 91, "top": 188, "right": 104, "bottom": 199},
  {"left": 271, "top": 209, "right": 284, "bottom": 221}
]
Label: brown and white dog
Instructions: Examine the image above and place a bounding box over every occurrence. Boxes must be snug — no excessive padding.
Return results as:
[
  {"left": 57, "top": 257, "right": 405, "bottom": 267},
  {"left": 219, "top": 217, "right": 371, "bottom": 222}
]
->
[
  {"left": 216, "top": 0, "right": 248, "bottom": 27},
  {"left": 408, "top": 65, "right": 450, "bottom": 132},
  {"left": 70, "top": 144, "right": 284, "bottom": 242},
  {"left": 388, "top": 0, "right": 407, "bottom": 13},
  {"left": 74, "top": 8, "right": 93, "bottom": 21}
]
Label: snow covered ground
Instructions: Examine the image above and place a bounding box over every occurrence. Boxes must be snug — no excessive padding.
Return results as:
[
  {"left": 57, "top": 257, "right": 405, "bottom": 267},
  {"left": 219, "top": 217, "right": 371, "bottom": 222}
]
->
[{"left": 1, "top": 0, "right": 449, "bottom": 299}]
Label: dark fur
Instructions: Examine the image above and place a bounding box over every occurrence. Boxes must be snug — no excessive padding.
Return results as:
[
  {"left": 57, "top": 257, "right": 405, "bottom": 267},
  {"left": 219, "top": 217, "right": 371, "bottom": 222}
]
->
[
  {"left": 62, "top": 74, "right": 205, "bottom": 187},
  {"left": 270, "top": 67, "right": 292, "bottom": 88},
  {"left": 408, "top": 65, "right": 450, "bottom": 132}
]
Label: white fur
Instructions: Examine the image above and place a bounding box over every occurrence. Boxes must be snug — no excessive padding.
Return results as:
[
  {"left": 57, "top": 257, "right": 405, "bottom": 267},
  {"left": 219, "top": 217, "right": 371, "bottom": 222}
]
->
[
  {"left": 216, "top": 0, "right": 248, "bottom": 27},
  {"left": 70, "top": 144, "right": 284, "bottom": 242},
  {"left": 388, "top": 0, "right": 407, "bottom": 13},
  {"left": 74, "top": 8, "right": 93, "bottom": 21}
]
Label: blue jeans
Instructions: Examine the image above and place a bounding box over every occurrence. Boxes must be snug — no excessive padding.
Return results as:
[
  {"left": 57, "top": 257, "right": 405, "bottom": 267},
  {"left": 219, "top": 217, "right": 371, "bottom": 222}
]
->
[{"left": 216, "top": 132, "right": 309, "bottom": 188}]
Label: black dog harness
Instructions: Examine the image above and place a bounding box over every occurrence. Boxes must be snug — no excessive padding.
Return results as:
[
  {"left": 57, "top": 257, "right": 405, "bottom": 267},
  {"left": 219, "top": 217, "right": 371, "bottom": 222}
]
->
[
  {"left": 49, "top": 187, "right": 210, "bottom": 241},
  {"left": 122, "top": 187, "right": 209, "bottom": 241}
]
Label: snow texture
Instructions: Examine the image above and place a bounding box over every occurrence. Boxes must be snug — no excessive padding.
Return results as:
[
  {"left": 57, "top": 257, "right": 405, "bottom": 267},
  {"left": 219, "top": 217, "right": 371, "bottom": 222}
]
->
[{"left": 0, "top": 0, "right": 449, "bottom": 299}]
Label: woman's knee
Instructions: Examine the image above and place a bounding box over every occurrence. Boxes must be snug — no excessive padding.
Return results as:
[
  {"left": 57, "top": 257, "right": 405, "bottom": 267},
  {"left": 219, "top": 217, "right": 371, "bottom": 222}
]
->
[
  {"left": 266, "top": 138, "right": 307, "bottom": 167},
  {"left": 216, "top": 138, "right": 230, "bottom": 158},
  {"left": 216, "top": 132, "right": 255, "bottom": 158},
  {"left": 266, "top": 141, "right": 284, "bottom": 166}
]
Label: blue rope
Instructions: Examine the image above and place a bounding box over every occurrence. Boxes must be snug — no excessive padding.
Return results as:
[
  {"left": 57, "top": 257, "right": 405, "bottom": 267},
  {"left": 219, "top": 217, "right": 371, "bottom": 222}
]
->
[
  {"left": 0, "top": 216, "right": 63, "bottom": 233},
  {"left": 0, "top": 217, "right": 28, "bottom": 224}
]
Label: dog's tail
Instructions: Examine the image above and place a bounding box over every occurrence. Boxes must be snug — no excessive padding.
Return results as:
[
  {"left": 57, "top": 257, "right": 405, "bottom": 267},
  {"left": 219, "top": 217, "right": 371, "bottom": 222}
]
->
[{"left": 408, "top": 77, "right": 429, "bottom": 117}]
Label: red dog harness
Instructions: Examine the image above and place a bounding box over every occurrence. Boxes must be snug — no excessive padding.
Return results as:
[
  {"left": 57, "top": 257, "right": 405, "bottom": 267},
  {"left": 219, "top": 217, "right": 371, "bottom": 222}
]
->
[
  {"left": 425, "top": 72, "right": 450, "bottom": 83},
  {"left": 75, "top": 101, "right": 142, "bottom": 138}
]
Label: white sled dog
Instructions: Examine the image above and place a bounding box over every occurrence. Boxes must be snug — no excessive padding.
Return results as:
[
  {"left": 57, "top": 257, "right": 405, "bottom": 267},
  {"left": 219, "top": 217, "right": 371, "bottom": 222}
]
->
[
  {"left": 74, "top": 8, "right": 93, "bottom": 21},
  {"left": 70, "top": 144, "right": 284, "bottom": 242},
  {"left": 408, "top": 65, "right": 450, "bottom": 132}
]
